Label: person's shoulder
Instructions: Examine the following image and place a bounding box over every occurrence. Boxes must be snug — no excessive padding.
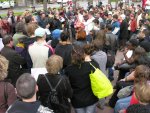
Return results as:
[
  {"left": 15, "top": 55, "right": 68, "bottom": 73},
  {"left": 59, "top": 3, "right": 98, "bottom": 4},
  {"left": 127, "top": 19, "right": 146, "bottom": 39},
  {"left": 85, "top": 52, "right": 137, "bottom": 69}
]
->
[{"left": 37, "top": 105, "right": 54, "bottom": 113}]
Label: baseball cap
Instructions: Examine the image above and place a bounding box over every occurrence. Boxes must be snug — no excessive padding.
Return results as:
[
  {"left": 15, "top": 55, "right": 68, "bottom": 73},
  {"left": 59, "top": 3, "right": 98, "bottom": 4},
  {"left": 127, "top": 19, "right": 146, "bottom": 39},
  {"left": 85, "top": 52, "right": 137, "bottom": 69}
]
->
[
  {"left": 108, "top": 11, "right": 112, "bottom": 15},
  {"left": 34, "top": 27, "right": 46, "bottom": 37}
]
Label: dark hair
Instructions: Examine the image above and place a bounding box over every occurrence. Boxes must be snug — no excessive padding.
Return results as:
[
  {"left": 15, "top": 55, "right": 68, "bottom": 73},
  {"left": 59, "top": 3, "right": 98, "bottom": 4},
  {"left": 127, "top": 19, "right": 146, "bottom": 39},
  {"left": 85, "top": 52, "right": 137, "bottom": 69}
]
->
[
  {"left": 127, "top": 104, "right": 150, "bottom": 113},
  {"left": 100, "top": 22, "right": 106, "bottom": 30},
  {"left": 104, "top": 12, "right": 108, "bottom": 17},
  {"left": 92, "top": 39, "right": 103, "bottom": 51},
  {"left": 128, "top": 39, "right": 139, "bottom": 47},
  {"left": 71, "top": 45, "right": 84, "bottom": 65},
  {"left": 140, "top": 41, "right": 150, "bottom": 52},
  {"left": 106, "top": 24, "right": 112, "bottom": 31},
  {"left": 93, "top": 19, "right": 99, "bottom": 25},
  {"left": 113, "top": 14, "right": 118, "bottom": 19},
  {"left": 16, "top": 73, "right": 36, "bottom": 99},
  {"left": 2, "top": 35, "right": 13, "bottom": 45},
  {"left": 83, "top": 44, "right": 94, "bottom": 55},
  {"left": 60, "top": 32, "right": 69, "bottom": 41},
  {"left": 15, "top": 22, "right": 26, "bottom": 33},
  {"left": 25, "top": 15, "right": 32, "bottom": 24}
]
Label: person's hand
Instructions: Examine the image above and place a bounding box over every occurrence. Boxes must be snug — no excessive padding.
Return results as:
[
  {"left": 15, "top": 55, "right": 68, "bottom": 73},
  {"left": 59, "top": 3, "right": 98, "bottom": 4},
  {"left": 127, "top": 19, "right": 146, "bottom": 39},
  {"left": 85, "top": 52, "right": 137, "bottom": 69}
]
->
[
  {"left": 123, "top": 47, "right": 128, "bottom": 55},
  {"left": 119, "top": 109, "right": 126, "bottom": 113},
  {"left": 120, "top": 78, "right": 125, "bottom": 81}
]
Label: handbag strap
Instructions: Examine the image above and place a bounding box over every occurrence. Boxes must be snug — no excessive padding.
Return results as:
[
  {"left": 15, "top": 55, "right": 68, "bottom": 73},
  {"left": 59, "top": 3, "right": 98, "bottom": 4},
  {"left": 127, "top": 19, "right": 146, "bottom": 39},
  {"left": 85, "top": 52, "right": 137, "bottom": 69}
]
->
[
  {"left": 89, "top": 62, "right": 96, "bottom": 70},
  {"left": 44, "top": 74, "right": 62, "bottom": 90}
]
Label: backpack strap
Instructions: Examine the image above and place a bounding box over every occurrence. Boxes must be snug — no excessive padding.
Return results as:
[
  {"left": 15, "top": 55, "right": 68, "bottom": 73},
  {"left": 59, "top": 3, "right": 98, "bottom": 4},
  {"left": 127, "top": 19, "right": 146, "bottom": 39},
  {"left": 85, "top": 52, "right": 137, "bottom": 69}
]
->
[
  {"left": 44, "top": 75, "right": 62, "bottom": 90},
  {"left": 4, "top": 82, "right": 8, "bottom": 103},
  {"left": 44, "top": 44, "right": 54, "bottom": 54}
]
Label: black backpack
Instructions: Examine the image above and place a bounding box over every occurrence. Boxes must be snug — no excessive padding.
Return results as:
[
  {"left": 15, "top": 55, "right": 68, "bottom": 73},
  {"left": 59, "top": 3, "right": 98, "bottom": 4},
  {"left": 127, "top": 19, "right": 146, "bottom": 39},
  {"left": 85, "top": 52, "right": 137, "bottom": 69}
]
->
[{"left": 44, "top": 75, "right": 62, "bottom": 108}]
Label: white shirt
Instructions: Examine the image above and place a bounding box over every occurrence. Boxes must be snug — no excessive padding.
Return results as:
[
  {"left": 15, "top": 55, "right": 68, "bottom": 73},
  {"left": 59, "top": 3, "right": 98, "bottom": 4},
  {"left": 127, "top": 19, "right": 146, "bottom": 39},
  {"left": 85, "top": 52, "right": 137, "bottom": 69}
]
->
[
  {"left": 28, "top": 41, "right": 49, "bottom": 68},
  {"left": 0, "top": 38, "right": 4, "bottom": 51},
  {"left": 146, "top": 0, "right": 150, "bottom": 9},
  {"left": 137, "top": 14, "right": 142, "bottom": 29},
  {"left": 84, "top": 17, "right": 95, "bottom": 35}
]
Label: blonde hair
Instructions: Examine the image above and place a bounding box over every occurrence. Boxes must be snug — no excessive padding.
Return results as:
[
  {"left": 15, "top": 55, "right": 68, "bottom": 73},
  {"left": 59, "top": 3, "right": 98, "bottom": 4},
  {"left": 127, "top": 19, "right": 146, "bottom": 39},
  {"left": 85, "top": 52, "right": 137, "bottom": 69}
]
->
[
  {"left": 0, "top": 55, "right": 8, "bottom": 80},
  {"left": 46, "top": 55, "right": 63, "bottom": 74},
  {"left": 22, "top": 10, "right": 31, "bottom": 18},
  {"left": 135, "top": 81, "right": 150, "bottom": 104}
]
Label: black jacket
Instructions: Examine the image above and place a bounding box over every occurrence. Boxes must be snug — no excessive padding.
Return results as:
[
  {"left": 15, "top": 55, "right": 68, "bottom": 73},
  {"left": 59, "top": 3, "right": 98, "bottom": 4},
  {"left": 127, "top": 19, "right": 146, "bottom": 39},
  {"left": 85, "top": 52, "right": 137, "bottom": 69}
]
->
[
  {"left": 37, "top": 74, "right": 72, "bottom": 113},
  {"left": 65, "top": 61, "right": 99, "bottom": 108},
  {"left": 55, "top": 43, "right": 72, "bottom": 69},
  {"left": 119, "top": 20, "right": 129, "bottom": 40},
  {"left": 1, "top": 46, "right": 25, "bottom": 86}
]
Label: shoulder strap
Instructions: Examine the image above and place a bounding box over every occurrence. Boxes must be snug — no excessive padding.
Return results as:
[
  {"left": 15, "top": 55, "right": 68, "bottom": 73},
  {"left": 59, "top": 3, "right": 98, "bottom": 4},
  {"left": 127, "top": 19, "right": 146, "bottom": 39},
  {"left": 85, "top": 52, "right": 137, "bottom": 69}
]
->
[
  {"left": 89, "top": 62, "right": 96, "bottom": 70},
  {"left": 4, "top": 82, "right": 8, "bottom": 102},
  {"left": 44, "top": 75, "right": 62, "bottom": 90},
  {"left": 44, "top": 44, "right": 54, "bottom": 54}
]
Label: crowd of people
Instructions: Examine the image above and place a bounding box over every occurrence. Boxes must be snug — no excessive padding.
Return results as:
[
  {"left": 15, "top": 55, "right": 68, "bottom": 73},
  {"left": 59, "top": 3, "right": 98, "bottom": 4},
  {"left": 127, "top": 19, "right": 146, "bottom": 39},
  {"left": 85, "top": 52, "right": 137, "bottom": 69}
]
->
[{"left": 0, "top": 1, "right": 150, "bottom": 113}]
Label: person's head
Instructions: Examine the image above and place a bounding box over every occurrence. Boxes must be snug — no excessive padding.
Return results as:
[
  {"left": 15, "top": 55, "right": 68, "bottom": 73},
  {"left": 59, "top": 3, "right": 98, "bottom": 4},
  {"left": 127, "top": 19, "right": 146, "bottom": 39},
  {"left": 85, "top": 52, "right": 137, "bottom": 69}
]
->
[
  {"left": 31, "top": 6, "right": 36, "bottom": 11},
  {"left": 24, "top": 15, "right": 33, "bottom": 24},
  {"left": 93, "top": 19, "right": 99, "bottom": 25},
  {"left": 133, "top": 46, "right": 146, "bottom": 61},
  {"left": 119, "top": 14, "right": 126, "bottom": 21},
  {"left": 92, "top": 39, "right": 103, "bottom": 51},
  {"left": 71, "top": 45, "right": 84, "bottom": 65},
  {"left": 130, "top": 14, "right": 135, "bottom": 20},
  {"left": 7, "top": 9, "right": 14, "bottom": 17},
  {"left": 83, "top": 44, "right": 93, "bottom": 56},
  {"left": 88, "top": 11, "right": 94, "bottom": 19},
  {"left": 0, "top": 55, "right": 8, "bottom": 81},
  {"left": 108, "top": 12, "right": 112, "bottom": 19},
  {"left": 27, "top": 23, "right": 38, "bottom": 37},
  {"left": 46, "top": 55, "right": 63, "bottom": 74},
  {"left": 2, "top": 35, "right": 13, "bottom": 47},
  {"left": 15, "top": 22, "right": 26, "bottom": 33},
  {"left": 140, "top": 41, "right": 150, "bottom": 52},
  {"left": 134, "top": 65, "right": 150, "bottom": 83},
  {"left": 69, "top": 6, "right": 73, "bottom": 11},
  {"left": 134, "top": 81, "right": 150, "bottom": 104},
  {"left": 104, "top": 12, "right": 108, "bottom": 19},
  {"left": 40, "top": 11, "right": 46, "bottom": 19},
  {"left": 137, "top": 4, "right": 141, "bottom": 9},
  {"left": 100, "top": 22, "right": 106, "bottom": 30},
  {"left": 126, "top": 39, "right": 139, "bottom": 50},
  {"left": 138, "top": 29, "right": 150, "bottom": 39},
  {"left": 34, "top": 27, "right": 46, "bottom": 40},
  {"left": 16, "top": 73, "right": 37, "bottom": 99},
  {"left": 60, "top": 31, "right": 69, "bottom": 42},
  {"left": 106, "top": 24, "right": 112, "bottom": 31},
  {"left": 22, "top": 10, "right": 31, "bottom": 17},
  {"left": 113, "top": 14, "right": 118, "bottom": 21},
  {"left": 127, "top": 104, "right": 150, "bottom": 113}
]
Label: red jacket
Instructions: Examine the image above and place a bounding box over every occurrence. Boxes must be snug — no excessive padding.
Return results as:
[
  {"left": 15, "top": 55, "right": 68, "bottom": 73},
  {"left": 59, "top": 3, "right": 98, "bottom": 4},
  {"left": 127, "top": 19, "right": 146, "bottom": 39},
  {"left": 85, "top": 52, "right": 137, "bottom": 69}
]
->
[{"left": 130, "top": 19, "right": 137, "bottom": 32}]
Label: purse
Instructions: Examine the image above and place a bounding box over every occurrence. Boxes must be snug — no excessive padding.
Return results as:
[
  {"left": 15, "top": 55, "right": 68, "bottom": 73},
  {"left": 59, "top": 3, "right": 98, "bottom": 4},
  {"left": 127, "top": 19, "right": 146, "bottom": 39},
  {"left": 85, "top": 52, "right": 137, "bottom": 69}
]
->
[
  {"left": 89, "top": 63, "right": 113, "bottom": 99},
  {"left": 117, "top": 85, "right": 133, "bottom": 99}
]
